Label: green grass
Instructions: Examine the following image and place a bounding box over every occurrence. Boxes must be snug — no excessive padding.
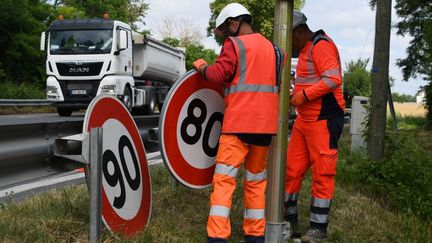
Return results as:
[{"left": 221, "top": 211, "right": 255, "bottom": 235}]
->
[
  {"left": 0, "top": 117, "right": 431, "bottom": 242},
  {"left": 0, "top": 163, "right": 431, "bottom": 242},
  {"left": 0, "top": 106, "right": 55, "bottom": 115},
  {"left": 0, "top": 82, "right": 45, "bottom": 99}
]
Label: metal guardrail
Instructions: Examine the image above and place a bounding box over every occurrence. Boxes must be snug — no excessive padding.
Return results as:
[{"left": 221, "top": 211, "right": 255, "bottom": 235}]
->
[
  {"left": 0, "top": 99, "right": 52, "bottom": 107},
  {"left": 0, "top": 115, "right": 159, "bottom": 191}
]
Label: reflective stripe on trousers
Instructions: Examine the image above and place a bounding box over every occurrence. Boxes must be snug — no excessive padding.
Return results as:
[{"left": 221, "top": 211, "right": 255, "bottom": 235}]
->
[{"left": 207, "top": 134, "right": 269, "bottom": 239}]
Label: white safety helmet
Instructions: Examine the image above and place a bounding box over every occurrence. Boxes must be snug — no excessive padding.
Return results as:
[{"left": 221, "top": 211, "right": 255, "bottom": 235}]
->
[
  {"left": 214, "top": 3, "right": 251, "bottom": 33},
  {"left": 293, "top": 11, "right": 307, "bottom": 30}
]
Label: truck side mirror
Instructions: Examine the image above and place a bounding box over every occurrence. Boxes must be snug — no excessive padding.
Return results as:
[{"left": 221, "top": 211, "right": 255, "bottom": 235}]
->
[
  {"left": 40, "top": 32, "right": 46, "bottom": 51},
  {"left": 118, "top": 30, "right": 128, "bottom": 51}
]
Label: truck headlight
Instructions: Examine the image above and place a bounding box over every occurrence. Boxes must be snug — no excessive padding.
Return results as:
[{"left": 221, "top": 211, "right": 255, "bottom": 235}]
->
[
  {"left": 101, "top": 84, "right": 116, "bottom": 95},
  {"left": 47, "top": 85, "right": 59, "bottom": 99}
]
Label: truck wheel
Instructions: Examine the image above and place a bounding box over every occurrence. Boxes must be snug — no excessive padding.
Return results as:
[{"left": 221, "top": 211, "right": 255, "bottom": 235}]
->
[
  {"left": 57, "top": 107, "right": 73, "bottom": 117},
  {"left": 122, "top": 87, "right": 133, "bottom": 112},
  {"left": 158, "top": 102, "right": 164, "bottom": 113},
  {"left": 144, "top": 90, "right": 157, "bottom": 115}
]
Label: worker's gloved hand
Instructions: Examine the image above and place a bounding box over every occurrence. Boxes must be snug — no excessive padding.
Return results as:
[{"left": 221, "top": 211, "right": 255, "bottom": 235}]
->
[
  {"left": 290, "top": 90, "right": 308, "bottom": 107},
  {"left": 193, "top": 59, "right": 208, "bottom": 73}
]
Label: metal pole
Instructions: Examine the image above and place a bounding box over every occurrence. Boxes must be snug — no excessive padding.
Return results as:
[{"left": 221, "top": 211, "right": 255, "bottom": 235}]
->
[
  {"left": 266, "top": 1, "right": 294, "bottom": 242},
  {"left": 89, "top": 127, "right": 103, "bottom": 242},
  {"left": 387, "top": 82, "right": 398, "bottom": 133}
]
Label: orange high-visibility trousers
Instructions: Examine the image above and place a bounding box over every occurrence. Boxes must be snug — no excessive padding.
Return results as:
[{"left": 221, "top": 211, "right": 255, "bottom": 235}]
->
[
  {"left": 285, "top": 118, "right": 342, "bottom": 229},
  {"left": 207, "top": 134, "right": 269, "bottom": 239}
]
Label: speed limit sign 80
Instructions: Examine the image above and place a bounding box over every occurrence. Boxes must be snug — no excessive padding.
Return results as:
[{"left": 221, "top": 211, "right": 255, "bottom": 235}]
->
[{"left": 160, "top": 70, "right": 225, "bottom": 189}]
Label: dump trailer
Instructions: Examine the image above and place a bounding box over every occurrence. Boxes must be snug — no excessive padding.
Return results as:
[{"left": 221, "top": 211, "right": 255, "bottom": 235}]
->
[{"left": 40, "top": 18, "right": 186, "bottom": 116}]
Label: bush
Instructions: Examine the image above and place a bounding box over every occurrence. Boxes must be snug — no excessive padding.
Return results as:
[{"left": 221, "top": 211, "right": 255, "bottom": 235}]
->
[
  {"left": 425, "top": 83, "right": 432, "bottom": 122},
  {"left": 0, "top": 82, "right": 45, "bottom": 99},
  {"left": 338, "top": 131, "right": 432, "bottom": 221}
]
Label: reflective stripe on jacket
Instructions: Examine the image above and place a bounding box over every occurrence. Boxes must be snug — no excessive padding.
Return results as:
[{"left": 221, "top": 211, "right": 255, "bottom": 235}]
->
[
  {"left": 294, "top": 30, "right": 345, "bottom": 121},
  {"left": 222, "top": 33, "right": 279, "bottom": 134}
]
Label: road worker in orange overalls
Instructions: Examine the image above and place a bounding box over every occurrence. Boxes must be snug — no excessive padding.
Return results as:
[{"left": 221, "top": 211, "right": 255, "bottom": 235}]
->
[
  {"left": 192, "top": 3, "right": 286, "bottom": 243},
  {"left": 284, "top": 11, "right": 345, "bottom": 243}
]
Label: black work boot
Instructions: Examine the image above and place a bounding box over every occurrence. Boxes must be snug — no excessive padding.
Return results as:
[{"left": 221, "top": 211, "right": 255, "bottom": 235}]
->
[
  {"left": 288, "top": 219, "right": 302, "bottom": 239},
  {"left": 300, "top": 227, "right": 327, "bottom": 243}
]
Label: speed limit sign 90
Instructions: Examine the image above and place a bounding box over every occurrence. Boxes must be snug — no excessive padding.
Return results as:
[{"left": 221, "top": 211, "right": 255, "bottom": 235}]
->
[
  {"left": 83, "top": 96, "right": 151, "bottom": 237},
  {"left": 159, "top": 70, "right": 224, "bottom": 189}
]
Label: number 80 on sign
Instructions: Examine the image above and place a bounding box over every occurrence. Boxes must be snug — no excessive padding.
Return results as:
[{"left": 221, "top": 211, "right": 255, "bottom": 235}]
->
[{"left": 160, "top": 71, "right": 225, "bottom": 189}]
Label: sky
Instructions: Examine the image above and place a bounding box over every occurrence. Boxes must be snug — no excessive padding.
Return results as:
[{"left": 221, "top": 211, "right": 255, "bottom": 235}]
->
[{"left": 143, "top": 0, "right": 427, "bottom": 96}]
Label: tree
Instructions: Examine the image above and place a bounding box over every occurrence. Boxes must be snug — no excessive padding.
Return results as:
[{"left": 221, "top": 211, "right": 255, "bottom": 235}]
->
[
  {"left": 157, "top": 17, "right": 218, "bottom": 71},
  {"left": 207, "top": 0, "right": 305, "bottom": 44},
  {"left": 394, "top": 0, "right": 432, "bottom": 120},
  {"left": 343, "top": 58, "right": 372, "bottom": 107},
  {"left": 156, "top": 18, "right": 203, "bottom": 46},
  {"left": 55, "top": 0, "right": 149, "bottom": 31},
  {"left": 367, "top": 0, "right": 392, "bottom": 160},
  {"left": 391, "top": 93, "right": 416, "bottom": 103},
  {"left": 162, "top": 37, "right": 218, "bottom": 71},
  {"left": 0, "top": 0, "right": 52, "bottom": 87}
]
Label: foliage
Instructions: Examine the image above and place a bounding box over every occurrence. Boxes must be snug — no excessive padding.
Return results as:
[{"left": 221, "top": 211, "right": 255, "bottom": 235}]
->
[
  {"left": 338, "top": 119, "right": 432, "bottom": 222},
  {"left": 343, "top": 58, "right": 371, "bottom": 107},
  {"left": 425, "top": 83, "right": 432, "bottom": 121},
  {"left": 393, "top": 0, "right": 432, "bottom": 122},
  {"left": 55, "top": 0, "right": 149, "bottom": 31},
  {"left": 0, "top": 0, "right": 52, "bottom": 87},
  {"left": 208, "top": 0, "right": 305, "bottom": 45},
  {"left": 155, "top": 18, "right": 203, "bottom": 46},
  {"left": 394, "top": 0, "right": 432, "bottom": 82},
  {"left": 162, "top": 38, "right": 218, "bottom": 71},
  {"left": 0, "top": 82, "right": 45, "bottom": 99},
  {"left": 391, "top": 92, "right": 416, "bottom": 103},
  {"left": 162, "top": 37, "right": 181, "bottom": 48},
  {"left": 1, "top": 164, "right": 432, "bottom": 241}
]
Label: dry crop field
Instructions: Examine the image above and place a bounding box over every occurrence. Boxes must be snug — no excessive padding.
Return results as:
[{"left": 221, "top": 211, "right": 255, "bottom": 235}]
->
[{"left": 392, "top": 102, "right": 426, "bottom": 117}]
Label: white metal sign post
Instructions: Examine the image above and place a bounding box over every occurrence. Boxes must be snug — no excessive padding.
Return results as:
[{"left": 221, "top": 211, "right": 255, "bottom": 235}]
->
[
  {"left": 89, "top": 127, "right": 103, "bottom": 242},
  {"left": 159, "top": 70, "right": 225, "bottom": 189}
]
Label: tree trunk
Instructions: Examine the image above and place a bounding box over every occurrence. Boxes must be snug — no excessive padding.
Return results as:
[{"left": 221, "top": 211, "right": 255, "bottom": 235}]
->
[{"left": 367, "top": 0, "right": 392, "bottom": 160}]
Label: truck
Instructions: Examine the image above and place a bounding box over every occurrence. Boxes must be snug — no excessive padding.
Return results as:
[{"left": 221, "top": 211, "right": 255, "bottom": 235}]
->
[{"left": 40, "top": 17, "right": 186, "bottom": 116}]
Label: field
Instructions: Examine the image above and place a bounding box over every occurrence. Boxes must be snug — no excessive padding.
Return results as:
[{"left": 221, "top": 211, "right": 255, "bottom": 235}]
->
[{"left": 392, "top": 102, "right": 426, "bottom": 117}]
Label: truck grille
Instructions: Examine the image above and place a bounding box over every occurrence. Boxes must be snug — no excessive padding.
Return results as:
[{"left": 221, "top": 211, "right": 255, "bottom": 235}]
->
[
  {"left": 58, "top": 80, "right": 101, "bottom": 102},
  {"left": 56, "top": 62, "right": 103, "bottom": 76}
]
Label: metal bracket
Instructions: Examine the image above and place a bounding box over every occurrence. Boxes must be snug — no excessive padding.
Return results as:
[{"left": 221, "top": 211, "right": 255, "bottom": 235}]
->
[{"left": 54, "top": 132, "right": 89, "bottom": 164}]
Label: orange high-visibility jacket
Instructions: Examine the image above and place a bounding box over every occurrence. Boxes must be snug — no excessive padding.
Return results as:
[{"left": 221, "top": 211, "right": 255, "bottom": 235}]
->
[
  {"left": 222, "top": 33, "right": 280, "bottom": 134},
  {"left": 294, "top": 30, "right": 345, "bottom": 121}
]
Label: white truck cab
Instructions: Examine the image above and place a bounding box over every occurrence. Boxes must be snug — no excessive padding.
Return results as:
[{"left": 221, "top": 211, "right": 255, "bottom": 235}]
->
[{"left": 41, "top": 18, "right": 186, "bottom": 116}]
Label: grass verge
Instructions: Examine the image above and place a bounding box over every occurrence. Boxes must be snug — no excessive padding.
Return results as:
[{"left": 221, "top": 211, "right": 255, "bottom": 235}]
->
[
  {"left": 0, "top": 163, "right": 431, "bottom": 242},
  {"left": 0, "top": 106, "right": 55, "bottom": 115},
  {"left": 0, "top": 116, "right": 431, "bottom": 242}
]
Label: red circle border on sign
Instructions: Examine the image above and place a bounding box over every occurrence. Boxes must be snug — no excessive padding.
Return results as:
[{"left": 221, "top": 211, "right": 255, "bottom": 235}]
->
[
  {"left": 160, "top": 71, "right": 224, "bottom": 189},
  {"left": 85, "top": 96, "right": 151, "bottom": 237}
]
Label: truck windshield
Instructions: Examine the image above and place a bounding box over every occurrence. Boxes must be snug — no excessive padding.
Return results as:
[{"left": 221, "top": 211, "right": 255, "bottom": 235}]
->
[{"left": 49, "top": 30, "right": 113, "bottom": 55}]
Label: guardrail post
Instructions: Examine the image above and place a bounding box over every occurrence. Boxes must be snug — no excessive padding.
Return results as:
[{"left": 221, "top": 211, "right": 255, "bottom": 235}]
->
[{"left": 89, "top": 127, "right": 103, "bottom": 242}]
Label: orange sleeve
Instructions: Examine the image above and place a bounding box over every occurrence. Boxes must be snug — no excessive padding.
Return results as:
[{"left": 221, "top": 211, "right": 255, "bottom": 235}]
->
[{"left": 303, "top": 40, "right": 342, "bottom": 101}]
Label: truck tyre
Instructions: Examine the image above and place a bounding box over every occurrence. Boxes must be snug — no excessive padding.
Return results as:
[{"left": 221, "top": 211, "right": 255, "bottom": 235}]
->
[
  {"left": 158, "top": 102, "right": 164, "bottom": 113},
  {"left": 144, "top": 90, "right": 157, "bottom": 115},
  {"left": 122, "top": 87, "right": 133, "bottom": 112},
  {"left": 57, "top": 107, "right": 73, "bottom": 117}
]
